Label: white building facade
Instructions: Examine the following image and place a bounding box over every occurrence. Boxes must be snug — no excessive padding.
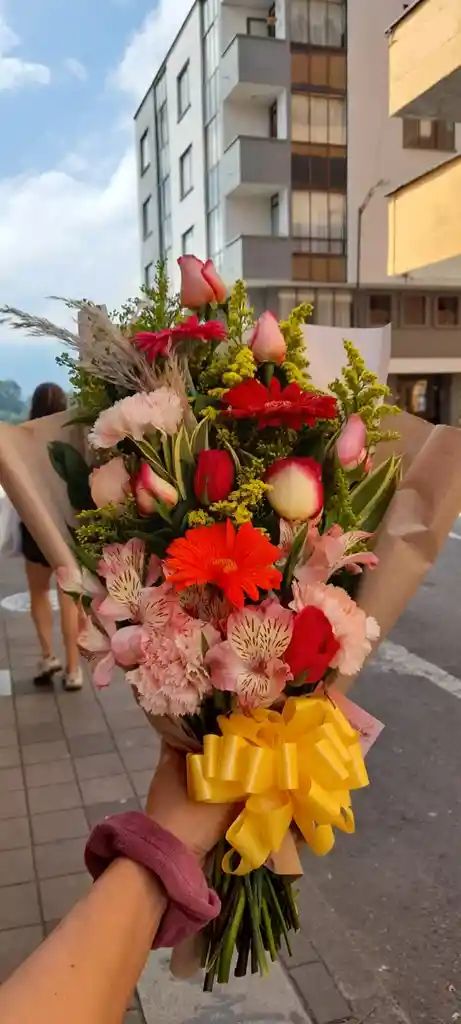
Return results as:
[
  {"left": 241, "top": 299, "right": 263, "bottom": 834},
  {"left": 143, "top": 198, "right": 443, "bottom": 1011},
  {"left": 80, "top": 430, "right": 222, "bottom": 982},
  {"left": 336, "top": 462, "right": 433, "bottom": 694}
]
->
[{"left": 135, "top": 0, "right": 461, "bottom": 425}]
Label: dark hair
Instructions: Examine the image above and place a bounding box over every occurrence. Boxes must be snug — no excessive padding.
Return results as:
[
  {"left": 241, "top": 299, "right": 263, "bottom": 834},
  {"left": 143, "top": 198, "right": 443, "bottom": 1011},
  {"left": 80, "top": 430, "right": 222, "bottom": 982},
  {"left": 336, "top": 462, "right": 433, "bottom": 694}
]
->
[{"left": 29, "top": 383, "right": 67, "bottom": 421}]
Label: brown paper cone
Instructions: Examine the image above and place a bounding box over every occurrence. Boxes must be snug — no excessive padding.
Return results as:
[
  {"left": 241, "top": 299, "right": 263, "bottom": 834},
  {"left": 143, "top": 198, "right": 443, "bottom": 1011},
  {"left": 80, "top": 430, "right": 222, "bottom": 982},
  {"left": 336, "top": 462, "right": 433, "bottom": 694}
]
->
[{"left": 0, "top": 411, "right": 84, "bottom": 570}]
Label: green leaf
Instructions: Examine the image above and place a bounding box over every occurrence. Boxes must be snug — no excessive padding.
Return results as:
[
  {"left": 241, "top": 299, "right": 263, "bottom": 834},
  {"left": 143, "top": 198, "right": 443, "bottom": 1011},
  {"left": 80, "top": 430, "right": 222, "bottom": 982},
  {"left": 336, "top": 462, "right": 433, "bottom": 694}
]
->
[
  {"left": 73, "top": 545, "right": 100, "bottom": 574},
  {"left": 282, "top": 522, "right": 309, "bottom": 590},
  {"left": 133, "top": 440, "right": 175, "bottom": 483},
  {"left": 351, "top": 455, "right": 402, "bottom": 528},
  {"left": 64, "top": 410, "right": 99, "bottom": 427},
  {"left": 48, "top": 442, "right": 92, "bottom": 512},
  {"left": 190, "top": 417, "right": 209, "bottom": 455},
  {"left": 173, "top": 424, "right": 195, "bottom": 499}
]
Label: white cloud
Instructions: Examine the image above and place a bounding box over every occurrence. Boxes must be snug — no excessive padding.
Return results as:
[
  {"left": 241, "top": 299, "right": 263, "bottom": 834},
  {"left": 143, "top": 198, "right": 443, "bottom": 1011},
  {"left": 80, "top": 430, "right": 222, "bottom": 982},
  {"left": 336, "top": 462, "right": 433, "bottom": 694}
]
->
[
  {"left": 63, "top": 57, "right": 87, "bottom": 82},
  {"left": 111, "top": 0, "right": 193, "bottom": 102},
  {"left": 0, "top": 13, "right": 50, "bottom": 91},
  {"left": 0, "top": 0, "right": 189, "bottom": 375}
]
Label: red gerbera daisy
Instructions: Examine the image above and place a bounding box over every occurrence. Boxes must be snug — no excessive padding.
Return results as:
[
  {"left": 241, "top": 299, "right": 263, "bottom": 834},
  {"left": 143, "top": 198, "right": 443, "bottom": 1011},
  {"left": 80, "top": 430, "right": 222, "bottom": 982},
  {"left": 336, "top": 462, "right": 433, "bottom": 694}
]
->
[
  {"left": 134, "top": 315, "right": 226, "bottom": 362},
  {"left": 221, "top": 377, "right": 337, "bottom": 430},
  {"left": 164, "top": 520, "right": 282, "bottom": 609}
]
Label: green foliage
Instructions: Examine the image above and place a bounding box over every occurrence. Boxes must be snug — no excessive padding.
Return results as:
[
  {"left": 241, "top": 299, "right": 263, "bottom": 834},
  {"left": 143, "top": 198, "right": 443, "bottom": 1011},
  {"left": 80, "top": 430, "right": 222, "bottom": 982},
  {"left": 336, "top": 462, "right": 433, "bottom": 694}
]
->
[
  {"left": 280, "top": 304, "right": 312, "bottom": 388},
  {"left": 112, "top": 261, "right": 181, "bottom": 337},
  {"left": 323, "top": 462, "right": 358, "bottom": 532},
  {"left": 0, "top": 379, "right": 27, "bottom": 422},
  {"left": 329, "top": 340, "right": 400, "bottom": 445},
  {"left": 48, "top": 441, "right": 93, "bottom": 512},
  {"left": 198, "top": 281, "right": 257, "bottom": 392}
]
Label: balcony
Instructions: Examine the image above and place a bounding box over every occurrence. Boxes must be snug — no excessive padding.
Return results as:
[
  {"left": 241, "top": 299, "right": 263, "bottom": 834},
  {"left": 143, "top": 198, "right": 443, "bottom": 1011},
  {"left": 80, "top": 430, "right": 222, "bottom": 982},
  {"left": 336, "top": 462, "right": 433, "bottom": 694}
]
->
[
  {"left": 220, "top": 136, "right": 290, "bottom": 197},
  {"left": 221, "top": 34, "right": 289, "bottom": 104},
  {"left": 223, "top": 235, "right": 292, "bottom": 283},
  {"left": 388, "top": 0, "right": 461, "bottom": 120}
]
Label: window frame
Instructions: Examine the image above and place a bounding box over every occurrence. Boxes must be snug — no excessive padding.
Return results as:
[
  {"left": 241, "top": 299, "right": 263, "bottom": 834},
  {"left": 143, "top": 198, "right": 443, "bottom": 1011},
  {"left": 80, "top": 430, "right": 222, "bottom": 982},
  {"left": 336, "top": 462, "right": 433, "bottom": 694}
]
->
[
  {"left": 436, "top": 294, "right": 460, "bottom": 327},
  {"left": 401, "top": 292, "right": 428, "bottom": 327},
  {"left": 181, "top": 226, "right": 195, "bottom": 255},
  {"left": 270, "top": 193, "right": 280, "bottom": 236},
  {"left": 139, "top": 129, "right": 150, "bottom": 175},
  {"left": 144, "top": 262, "right": 154, "bottom": 289},
  {"left": 291, "top": 188, "right": 346, "bottom": 255},
  {"left": 142, "top": 196, "right": 152, "bottom": 240},
  {"left": 177, "top": 61, "right": 191, "bottom": 122},
  {"left": 179, "top": 144, "right": 193, "bottom": 200},
  {"left": 368, "top": 293, "right": 392, "bottom": 326},
  {"left": 402, "top": 118, "right": 455, "bottom": 153}
]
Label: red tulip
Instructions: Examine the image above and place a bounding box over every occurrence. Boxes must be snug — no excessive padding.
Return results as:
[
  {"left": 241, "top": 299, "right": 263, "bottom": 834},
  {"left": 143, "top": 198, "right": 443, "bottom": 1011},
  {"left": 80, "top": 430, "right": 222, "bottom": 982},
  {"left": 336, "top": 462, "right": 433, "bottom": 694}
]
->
[
  {"left": 336, "top": 414, "right": 367, "bottom": 470},
  {"left": 193, "top": 450, "right": 235, "bottom": 505},
  {"left": 249, "top": 311, "right": 287, "bottom": 365},
  {"left": 265, "top": 457, "right": 323, "bottom": 522},
  {"left": 285, "top": 606, "right": 340, "bottom": 683},
  {"left": 132, "top": 463, "right": 179, "bottom": 515},
  {"left": 178, "top": 255, "right": 227, "bottom": 308}
]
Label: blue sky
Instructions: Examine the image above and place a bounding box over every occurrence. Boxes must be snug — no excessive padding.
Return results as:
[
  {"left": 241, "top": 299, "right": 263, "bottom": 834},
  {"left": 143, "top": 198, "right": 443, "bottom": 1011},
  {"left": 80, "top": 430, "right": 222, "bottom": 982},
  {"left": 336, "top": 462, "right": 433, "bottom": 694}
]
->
[{"left": 0, "top": 0, "right": 192, "bottom": 396}]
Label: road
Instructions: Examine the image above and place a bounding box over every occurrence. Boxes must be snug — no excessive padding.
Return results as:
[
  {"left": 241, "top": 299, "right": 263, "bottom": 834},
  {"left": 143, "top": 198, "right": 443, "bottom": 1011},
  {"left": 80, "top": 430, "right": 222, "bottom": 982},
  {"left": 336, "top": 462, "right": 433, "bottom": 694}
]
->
[{"left": 304, "top": 520, "right": 461, "bottom": 1024}]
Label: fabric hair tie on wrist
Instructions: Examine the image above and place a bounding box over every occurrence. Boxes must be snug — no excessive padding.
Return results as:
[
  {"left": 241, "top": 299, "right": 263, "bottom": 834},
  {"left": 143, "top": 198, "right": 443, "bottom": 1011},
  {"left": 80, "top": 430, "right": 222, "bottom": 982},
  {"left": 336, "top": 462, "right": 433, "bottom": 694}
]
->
[{"left": 85, "top": 812, "right": 220, "bottom": 949}]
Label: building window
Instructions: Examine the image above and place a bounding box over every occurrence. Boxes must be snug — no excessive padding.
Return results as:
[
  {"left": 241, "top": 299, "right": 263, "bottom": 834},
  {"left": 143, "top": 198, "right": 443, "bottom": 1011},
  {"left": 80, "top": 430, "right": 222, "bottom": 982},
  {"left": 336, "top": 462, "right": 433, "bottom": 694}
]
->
[
  {"left": 436, "top": 295, "right": 459, "bottom": 326},
  {"left": 291, "top": 94, "right": 346, "bottom": 146},
  {"left": 403, "top": 118, "right": 455, "bottom": 152},
  {"left": 179, "top": 145, "right": 193, "bottom": 199},
  {"left": 290, "top": 0, "right": 346, "bottom": 49},
  {"left": 291, "top": 50, "right": 346, "bottom": 90},
  {"left": 140, "top": 130, "right": 150, "bottom": 174},
  {"left": 368, "top": 294, "right": 392, "bottom": 326},
  {"left": 402, "top": 293, "right": 427, "bottom": 327},
  {"left": 292, "top": 190, "right": 346, "bottom": 254},
  {"left": 142, "top": 196, "right": 152, "bottom": 239},
  {"left": 177, "top": 62, "right": 190, "bottom": 120},
  {"left": 144, "top": 263, "right": 154, "bottom": 289},
  {"left": 182, "top": 226, "right": 194, "bottom": 255},
  {"left": 269, "top": 101, "right": 278, "bottom": 138},
  {"left": 270, "top": 194, "right": 280, "bottom": 235}
]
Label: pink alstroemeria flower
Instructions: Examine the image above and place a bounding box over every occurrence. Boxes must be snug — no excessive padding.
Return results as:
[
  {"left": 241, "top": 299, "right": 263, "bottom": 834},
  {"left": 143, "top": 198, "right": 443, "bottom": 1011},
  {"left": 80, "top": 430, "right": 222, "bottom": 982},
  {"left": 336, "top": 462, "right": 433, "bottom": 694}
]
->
[
  {"left": 205, "top": 598, "right": 293, "bottom": 709},
  {"left": 78, "top": 616, "right": 146, "bottom": 688},
  {"left": 295, "top": 525, "right": 379, "bottom": 587}
]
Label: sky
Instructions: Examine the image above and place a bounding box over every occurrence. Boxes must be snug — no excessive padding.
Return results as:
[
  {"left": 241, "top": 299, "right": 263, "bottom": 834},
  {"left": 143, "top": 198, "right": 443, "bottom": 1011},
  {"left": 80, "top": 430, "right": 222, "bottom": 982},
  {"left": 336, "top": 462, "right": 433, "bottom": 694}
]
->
[{"left": 0, "top": 0, "right": 193, "bottom": 395}]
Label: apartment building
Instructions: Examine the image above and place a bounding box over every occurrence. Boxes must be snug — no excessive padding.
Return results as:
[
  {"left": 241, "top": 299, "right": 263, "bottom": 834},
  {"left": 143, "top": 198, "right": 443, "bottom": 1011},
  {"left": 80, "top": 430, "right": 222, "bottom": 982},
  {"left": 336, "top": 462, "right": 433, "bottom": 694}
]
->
[{"left": 134, "top": 0, "right": 461, "bottom": 425}]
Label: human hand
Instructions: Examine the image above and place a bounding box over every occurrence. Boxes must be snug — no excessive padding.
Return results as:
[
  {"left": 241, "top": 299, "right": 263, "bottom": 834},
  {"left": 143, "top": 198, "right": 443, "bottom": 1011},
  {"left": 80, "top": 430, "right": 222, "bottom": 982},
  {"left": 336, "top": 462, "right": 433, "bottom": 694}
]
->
[{"left": 145, "top": 744, "right": 235, "bottom": 862}]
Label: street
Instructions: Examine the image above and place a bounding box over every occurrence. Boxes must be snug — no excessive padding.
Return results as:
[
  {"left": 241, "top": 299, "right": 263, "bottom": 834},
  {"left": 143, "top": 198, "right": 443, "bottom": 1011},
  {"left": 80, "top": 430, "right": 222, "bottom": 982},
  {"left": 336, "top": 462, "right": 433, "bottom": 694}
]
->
[{"left": 304, "top": 520, "right": 461, "bottom": 1024}]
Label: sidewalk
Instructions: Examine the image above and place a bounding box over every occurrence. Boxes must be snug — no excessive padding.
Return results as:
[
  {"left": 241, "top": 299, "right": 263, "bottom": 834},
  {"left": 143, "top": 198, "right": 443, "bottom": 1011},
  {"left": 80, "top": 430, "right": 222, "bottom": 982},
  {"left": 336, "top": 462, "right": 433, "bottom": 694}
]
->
[{"left": 0, "top": 558, "right": 407, "bottom": 1024}]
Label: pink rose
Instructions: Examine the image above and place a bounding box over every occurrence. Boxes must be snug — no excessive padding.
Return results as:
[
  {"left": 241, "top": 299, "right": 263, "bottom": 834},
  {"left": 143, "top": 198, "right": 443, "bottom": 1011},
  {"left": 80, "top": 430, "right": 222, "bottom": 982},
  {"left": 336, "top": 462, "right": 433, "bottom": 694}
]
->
[
  {"left": 178, "top": 255, "right": 227, "bottom": 308},
  {"left": 336, "top": 415, "right": 367, "bottom": 470},
  {"left": 132, "top": 463, "right": 179, "bottom": 515},
  {"left": 249, "top": 311, "right": 287, "bottom": 365},
  {"left": 89, "top": 458, "right": 130, "bottom": 509}
]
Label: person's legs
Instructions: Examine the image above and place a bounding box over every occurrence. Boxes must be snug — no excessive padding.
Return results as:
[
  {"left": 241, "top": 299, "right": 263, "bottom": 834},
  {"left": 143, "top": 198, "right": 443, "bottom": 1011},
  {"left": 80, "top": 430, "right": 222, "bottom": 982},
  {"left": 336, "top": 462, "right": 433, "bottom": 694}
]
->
[
  {"left": 58, "top": 588, "right": 83, "bottom": 691},
  {"left": 25, "top": 560, "right": 60, "bottom": 682}
]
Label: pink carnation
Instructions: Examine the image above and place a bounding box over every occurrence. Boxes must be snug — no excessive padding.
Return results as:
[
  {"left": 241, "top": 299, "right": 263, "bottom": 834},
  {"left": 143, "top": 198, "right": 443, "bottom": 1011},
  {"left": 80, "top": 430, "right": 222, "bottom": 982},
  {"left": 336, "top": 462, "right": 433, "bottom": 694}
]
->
[
  {"left": 290, "top": 581, "right": 379, "bottom": 676},
  {"left": 127, "top": 610, "right": 219, "bottom": 717},
  {"left": 89, "top": 388, "right": 183, "bottom": 449}
]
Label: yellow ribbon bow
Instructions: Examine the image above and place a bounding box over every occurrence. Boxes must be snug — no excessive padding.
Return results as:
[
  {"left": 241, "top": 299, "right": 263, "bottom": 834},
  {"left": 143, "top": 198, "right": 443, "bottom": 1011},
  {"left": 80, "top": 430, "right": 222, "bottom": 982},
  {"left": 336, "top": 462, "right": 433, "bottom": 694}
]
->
[{"left": 187, "top": 696, "right": 369, "bottom": 875}]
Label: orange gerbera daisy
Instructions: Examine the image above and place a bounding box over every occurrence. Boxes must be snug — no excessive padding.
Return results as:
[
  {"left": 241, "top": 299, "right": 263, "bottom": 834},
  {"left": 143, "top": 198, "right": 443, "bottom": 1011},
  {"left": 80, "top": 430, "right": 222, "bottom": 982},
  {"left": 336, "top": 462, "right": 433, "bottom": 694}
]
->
[{"left": 164, "top": 520, "right": 282, "bottom": 609}]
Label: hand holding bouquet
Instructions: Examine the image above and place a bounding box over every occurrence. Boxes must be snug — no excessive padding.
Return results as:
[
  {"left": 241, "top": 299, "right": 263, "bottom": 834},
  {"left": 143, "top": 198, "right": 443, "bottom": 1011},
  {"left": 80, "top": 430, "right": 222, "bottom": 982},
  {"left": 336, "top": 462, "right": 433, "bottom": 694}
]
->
[{"left": 1, "top": 257, "right": 460, "bottom": 989}]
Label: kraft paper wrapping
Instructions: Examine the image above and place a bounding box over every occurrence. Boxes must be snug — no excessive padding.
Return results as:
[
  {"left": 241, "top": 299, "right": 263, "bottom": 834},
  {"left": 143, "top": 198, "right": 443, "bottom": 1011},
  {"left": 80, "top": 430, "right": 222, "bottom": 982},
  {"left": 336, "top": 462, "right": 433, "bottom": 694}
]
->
[{"left": 1, "top": 406, "right": 461, "bottom": 976}]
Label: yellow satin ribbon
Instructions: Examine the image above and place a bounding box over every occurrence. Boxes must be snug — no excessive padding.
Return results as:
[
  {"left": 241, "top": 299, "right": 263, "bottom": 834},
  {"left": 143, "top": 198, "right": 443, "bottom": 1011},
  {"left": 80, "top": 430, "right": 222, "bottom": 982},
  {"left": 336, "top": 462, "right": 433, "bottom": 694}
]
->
[{"left": 187, "top": 696, "right": 369, "bottom": 875}]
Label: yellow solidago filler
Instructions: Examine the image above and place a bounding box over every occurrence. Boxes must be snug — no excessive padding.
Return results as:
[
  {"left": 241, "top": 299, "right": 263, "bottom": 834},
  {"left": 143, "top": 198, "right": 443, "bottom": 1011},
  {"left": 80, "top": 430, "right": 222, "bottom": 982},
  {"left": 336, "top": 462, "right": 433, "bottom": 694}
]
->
[
  {"left": 188, "top": 509, "right": 214, "bottom": 527},
  {"left": 209, "top": 464, "right": 269, "bottom": 525},
  {"left": 222, "top": 372, "right": 242, "bottom": 388},
  {"left": 198, "top": 281, "right": 256, "bottom": 392},
  {"left": 226, "top": 280, "right": 255, "bottom": 344},
  {"left": 330, "top": 340, "right": 400, "bottom": 445},
  {"left": 75, "top": 497, "right": 139, "bottom": 560},
  {"left": 279, "top": 303, "right": 313, "bottom": 390}
]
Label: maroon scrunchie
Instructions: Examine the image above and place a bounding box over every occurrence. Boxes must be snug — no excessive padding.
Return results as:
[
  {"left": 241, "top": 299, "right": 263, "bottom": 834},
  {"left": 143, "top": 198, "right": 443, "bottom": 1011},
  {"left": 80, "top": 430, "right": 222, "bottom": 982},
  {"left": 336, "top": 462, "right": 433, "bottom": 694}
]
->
[{"left": 85, "top": 812, "right": 221, "bottom": 949}]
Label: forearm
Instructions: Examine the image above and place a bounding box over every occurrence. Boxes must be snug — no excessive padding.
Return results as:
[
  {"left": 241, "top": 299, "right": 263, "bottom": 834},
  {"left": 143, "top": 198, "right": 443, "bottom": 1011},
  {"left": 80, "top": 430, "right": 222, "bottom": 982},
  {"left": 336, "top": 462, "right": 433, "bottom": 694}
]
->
[{"left": 0, "top": 857, "right": 167, "bottom": 1024}]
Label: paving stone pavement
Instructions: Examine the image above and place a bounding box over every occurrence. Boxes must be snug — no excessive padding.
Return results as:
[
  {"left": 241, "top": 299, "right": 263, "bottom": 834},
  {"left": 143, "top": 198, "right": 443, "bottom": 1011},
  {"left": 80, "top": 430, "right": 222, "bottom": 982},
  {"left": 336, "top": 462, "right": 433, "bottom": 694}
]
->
[{"left": 0, "top": 558, "right": 403, "bottom": 1024}]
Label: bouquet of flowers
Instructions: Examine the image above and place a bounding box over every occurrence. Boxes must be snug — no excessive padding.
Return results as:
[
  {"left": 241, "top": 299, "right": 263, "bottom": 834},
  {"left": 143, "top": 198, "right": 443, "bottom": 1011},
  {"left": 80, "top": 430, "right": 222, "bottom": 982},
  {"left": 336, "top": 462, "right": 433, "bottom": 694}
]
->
[{"left": 1, "top": 257, "right": 461, "bottom": 989}]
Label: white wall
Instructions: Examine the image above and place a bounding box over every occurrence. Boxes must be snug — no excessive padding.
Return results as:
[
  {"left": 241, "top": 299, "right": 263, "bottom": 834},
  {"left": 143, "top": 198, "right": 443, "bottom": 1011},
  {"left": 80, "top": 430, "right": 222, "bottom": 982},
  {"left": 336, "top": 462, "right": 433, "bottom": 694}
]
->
[
  {"left": 347, "top": 0, "right": 461, "bottom": 287},
  {"left": 221, "top": 5, "right": 271, "bottom": 52},
  {"left": 224, "top": 195, "right": 272, "bottom": 241},
  {"left": 222, "top": 100, "right": 270, "bottom": 149},
  {"left": 165, "top": 4, "right": 207, "bottom": 287}
]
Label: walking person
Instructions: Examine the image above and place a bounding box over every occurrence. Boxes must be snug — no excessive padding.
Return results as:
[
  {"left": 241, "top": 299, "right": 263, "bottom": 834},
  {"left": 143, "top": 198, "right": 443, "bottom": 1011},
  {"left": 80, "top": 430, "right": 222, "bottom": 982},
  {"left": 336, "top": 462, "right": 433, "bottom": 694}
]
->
[{"left": 21, "top": 382, "right": 83, "bottom": 691}]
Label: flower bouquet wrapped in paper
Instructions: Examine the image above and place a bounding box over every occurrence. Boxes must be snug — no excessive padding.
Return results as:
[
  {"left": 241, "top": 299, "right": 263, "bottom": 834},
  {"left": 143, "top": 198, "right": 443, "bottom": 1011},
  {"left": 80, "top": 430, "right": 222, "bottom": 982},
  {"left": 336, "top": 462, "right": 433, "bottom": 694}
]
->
[{"left": 1, "top": 258, "right": 461, "bottom": 989}]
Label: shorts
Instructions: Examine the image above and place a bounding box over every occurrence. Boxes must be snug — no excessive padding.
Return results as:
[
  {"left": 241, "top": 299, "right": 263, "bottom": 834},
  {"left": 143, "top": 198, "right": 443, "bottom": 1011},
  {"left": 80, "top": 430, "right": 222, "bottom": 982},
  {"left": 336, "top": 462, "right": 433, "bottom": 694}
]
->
[{"left": 20, "top": 523, "right": 50, "bottom": 568}]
